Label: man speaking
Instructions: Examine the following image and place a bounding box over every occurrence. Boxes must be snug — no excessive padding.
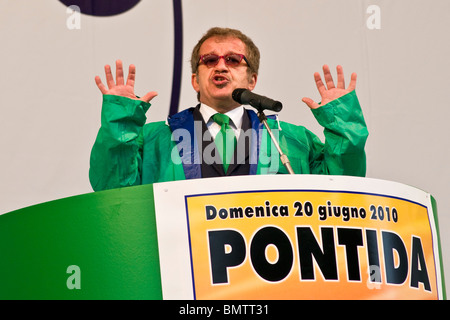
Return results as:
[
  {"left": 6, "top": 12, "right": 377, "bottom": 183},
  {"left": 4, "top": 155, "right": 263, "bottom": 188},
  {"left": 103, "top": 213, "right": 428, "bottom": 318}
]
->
[{"left": 89, "top": 27, "right": 368, "bottom": 191}]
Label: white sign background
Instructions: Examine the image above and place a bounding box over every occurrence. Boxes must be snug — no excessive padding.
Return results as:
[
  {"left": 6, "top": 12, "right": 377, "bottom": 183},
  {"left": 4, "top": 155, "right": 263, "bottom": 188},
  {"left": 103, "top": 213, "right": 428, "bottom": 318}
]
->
[{"left": 153, "top": 175, "right": 443, "bottom": 299}]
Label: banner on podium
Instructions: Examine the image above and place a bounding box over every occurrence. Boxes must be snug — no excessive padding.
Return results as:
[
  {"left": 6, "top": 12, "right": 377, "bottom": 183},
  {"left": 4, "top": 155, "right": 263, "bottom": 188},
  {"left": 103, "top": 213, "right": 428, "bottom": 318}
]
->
[{"left": 153, "top": 175, "right": 445, "bottom": 300}]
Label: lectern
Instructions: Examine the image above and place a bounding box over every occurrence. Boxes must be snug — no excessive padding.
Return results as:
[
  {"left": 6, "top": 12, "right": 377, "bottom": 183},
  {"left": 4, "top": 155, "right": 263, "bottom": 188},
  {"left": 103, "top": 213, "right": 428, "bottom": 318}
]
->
[{"left": 0, "top": 175, "right": 445, "bottom": 299}]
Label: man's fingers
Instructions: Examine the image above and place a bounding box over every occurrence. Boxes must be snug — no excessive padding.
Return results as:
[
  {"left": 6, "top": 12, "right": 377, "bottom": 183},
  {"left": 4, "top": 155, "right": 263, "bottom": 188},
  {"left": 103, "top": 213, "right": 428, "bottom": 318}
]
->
[
  {"left": 126, "top": 64, "right": 136, "bottom": 87},
  {"left": 302, "top": 97, "right": 320, "bottom": 110},
  {"left": 314, "top": 72, "right": 326, "bottom": 95},
  {"left": 322, "top": 64, "right": 335, "bottom": 89},
  {"left": 347, "top": 72, "right": 357, "bottom": 92},
  {"left": 95, "top": 76, "right": 108, "bottom": 94},
  {"left": 115, "top": 60, "right": 125, "bottom": 86},
  {"left": 104, "top": 64, "right": 115, "bottom": 89},
  {"left": 141, "top": 91, "right": 158, "bottom": 103},
  {"left": 98, "top": 61, "right": 156, "bottom": 101},
  {"left": 336, "top": 65, "right": 345, "bottom": 89}
]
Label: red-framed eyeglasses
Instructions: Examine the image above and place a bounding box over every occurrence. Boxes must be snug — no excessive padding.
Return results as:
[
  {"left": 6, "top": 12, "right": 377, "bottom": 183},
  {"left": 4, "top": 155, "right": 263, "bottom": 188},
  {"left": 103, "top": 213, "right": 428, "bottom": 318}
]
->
[{"left": 198, "top": 53, "right": 251, "bottom": 69}]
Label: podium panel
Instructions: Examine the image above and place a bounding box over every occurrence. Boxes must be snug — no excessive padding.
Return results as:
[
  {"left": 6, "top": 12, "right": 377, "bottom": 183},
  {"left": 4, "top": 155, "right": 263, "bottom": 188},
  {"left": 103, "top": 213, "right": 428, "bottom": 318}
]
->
[
  {"left": 0, "top": 175, "right": 445, "bottom": 299},
  {"left": 153, "top": 175, "right": 446, "bottom": 300},
  {"left": 0, "top": 185, "right": 161, "bottom": 300}
]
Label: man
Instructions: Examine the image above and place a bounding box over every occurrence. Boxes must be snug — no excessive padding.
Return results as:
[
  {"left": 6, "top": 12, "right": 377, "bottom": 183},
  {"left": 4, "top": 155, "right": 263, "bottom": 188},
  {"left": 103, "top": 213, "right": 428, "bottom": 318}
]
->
[{"left": 89, "top": 27, "right": 368, "bottom": 191}]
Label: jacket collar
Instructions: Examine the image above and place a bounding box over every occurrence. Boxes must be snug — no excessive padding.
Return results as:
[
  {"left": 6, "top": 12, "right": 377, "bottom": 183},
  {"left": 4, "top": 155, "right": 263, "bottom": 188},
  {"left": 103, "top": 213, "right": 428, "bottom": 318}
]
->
[{"left": 167, "top": 106, "right": 274, "bottom": 179}]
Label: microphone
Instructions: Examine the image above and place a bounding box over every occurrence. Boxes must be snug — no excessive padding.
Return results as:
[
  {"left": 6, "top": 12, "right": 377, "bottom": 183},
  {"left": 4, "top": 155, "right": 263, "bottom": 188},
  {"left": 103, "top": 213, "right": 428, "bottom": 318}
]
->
[{"left": 232, "top": 88, "right": 283, "bottom": 112}]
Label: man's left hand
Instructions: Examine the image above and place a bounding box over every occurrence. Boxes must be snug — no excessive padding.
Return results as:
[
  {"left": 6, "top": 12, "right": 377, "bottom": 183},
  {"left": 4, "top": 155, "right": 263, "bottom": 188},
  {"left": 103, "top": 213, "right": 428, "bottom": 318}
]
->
[{"left": 302, "top": 65, "right": 356, "bottom": 109}]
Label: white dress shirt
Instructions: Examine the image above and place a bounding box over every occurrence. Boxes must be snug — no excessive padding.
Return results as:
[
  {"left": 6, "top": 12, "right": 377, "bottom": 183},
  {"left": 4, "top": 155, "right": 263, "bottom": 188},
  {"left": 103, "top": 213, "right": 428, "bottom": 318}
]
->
[{"left": 198, "top": 103, "right": 244, "bottom": 140}]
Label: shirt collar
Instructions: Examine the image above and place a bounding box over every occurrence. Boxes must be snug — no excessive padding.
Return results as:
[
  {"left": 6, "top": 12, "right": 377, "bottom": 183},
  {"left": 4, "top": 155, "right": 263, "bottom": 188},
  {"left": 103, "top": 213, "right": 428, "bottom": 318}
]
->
[{"left": 199, "top": 103, "right": 244, "bottom": 129}]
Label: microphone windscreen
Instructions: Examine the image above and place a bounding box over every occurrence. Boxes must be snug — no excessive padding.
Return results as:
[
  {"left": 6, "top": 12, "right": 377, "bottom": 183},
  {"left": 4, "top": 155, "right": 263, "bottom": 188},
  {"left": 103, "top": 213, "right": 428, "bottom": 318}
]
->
[{"left": 232, "top": 88, "right": 247, "bottom": 104}]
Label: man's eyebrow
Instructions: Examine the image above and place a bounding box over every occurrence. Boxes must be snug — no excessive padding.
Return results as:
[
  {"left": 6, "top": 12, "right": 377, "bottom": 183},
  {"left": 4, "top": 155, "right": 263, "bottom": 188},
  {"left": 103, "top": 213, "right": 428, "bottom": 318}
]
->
[{"left": 201, "top": 51, "right": 243, "bottom": 56}]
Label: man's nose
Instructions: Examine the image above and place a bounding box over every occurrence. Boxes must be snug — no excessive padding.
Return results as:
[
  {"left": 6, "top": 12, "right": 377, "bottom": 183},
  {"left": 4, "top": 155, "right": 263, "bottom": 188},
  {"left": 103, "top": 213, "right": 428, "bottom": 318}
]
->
[{"left": 214, "top": 57, "right": 229, "bottom": 70}]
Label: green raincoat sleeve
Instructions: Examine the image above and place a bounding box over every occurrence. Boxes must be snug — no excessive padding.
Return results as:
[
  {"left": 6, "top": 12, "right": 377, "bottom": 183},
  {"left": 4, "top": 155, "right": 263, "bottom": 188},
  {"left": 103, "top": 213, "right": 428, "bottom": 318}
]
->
[
  {"left": 89, "top": 90, "right": 368, "bottom": 191},
  {"left": 89, "top": 95, "right": 151, "bottom": 191},
  {"left": 310, "top": 90, "right": 368, "bottom": 176},
  {"left": 262, "top": 90, "right": 368, "bottom": 176}
]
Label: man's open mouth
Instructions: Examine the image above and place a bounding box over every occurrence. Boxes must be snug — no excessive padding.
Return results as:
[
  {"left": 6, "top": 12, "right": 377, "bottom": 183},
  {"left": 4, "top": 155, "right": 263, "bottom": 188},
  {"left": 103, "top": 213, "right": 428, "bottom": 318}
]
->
[{"left": 212, "top": 75, "right": 229, "bottom": 86}]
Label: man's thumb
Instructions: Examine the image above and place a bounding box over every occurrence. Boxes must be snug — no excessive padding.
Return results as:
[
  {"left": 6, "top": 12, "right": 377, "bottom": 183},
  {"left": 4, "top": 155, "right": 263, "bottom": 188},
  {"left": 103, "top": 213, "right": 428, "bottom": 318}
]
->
[
  {"left": 141, "top": 91, "right": 158, "bottom": 103},
  {"left": 302, "top": 97, "right": 320, "bottom": 110}
]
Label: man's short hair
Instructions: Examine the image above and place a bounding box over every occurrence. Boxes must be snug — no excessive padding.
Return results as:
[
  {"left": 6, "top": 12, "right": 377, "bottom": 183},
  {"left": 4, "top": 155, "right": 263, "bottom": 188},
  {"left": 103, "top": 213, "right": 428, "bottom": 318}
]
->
[{"left": 190, "top": 27, "right": 260, "bottom": 76}]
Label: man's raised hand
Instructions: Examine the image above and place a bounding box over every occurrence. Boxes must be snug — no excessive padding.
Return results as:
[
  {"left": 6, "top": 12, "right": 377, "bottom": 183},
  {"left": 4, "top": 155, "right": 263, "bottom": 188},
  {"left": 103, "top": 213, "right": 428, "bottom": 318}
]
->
[
  {"left": 95, "top": 60, "right": 158, "bottom": 103},
  {"left": 302, "top": 65, "right": 356, "bottom": 109}
]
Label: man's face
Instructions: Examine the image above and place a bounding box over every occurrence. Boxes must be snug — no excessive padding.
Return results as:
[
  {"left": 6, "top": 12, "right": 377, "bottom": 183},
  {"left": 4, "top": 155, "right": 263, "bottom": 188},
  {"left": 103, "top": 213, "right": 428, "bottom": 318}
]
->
[{"left": 192, "top": 36, "right": 257, "bottom": 113}]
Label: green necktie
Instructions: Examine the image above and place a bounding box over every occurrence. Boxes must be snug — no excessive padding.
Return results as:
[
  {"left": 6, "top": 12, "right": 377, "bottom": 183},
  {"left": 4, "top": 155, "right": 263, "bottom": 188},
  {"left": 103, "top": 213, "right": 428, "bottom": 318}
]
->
[{"left": 212, "top": 113, "right": 237, "bottom": 173}]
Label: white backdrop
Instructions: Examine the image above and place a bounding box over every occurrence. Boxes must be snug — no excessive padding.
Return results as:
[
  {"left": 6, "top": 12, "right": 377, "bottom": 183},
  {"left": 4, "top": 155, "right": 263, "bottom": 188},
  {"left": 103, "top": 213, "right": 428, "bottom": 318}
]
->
[{"left": 1, "top": 0, "right": 449, "bottom": 295}]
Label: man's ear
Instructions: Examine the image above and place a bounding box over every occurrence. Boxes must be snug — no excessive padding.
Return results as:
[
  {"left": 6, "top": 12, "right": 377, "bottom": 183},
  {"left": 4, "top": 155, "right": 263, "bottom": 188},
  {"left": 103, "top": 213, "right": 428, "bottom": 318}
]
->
[
  {"left": 248, "top": 73, "right": 257, "bottom": 91},
  {"left": 191, "top": 73, "right": 200, "bottom": 93}
]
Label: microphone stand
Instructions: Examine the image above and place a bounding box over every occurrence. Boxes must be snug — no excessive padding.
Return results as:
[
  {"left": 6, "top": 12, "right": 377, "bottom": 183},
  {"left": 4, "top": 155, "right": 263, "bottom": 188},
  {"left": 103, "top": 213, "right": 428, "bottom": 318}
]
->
[{"left": 257, "top": 110, "right": 295, "bottom": 175}]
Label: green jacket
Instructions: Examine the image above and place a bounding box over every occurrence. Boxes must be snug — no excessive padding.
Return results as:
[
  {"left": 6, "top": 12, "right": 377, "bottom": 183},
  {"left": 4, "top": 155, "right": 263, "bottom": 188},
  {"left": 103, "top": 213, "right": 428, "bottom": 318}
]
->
[{"left": 89, "top": 91, "right": 368, "bottom": 191}]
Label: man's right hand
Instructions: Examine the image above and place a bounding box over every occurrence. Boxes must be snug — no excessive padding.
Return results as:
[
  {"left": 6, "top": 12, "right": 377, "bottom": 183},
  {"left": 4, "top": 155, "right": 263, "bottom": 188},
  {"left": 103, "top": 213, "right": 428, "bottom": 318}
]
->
[{"left": 95, "top": 60, "right": 158, "bottom": 103}]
